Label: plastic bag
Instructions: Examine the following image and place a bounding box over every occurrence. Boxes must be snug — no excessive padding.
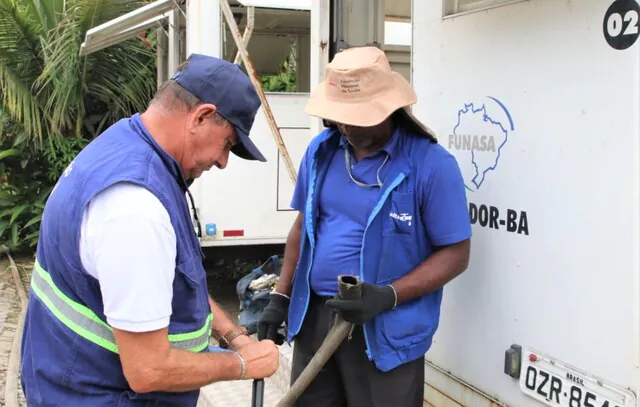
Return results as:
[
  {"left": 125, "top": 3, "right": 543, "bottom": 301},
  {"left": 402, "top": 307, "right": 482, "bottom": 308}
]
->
[{"left": 236, "top": 254, "right": 283, "bottom": 335}]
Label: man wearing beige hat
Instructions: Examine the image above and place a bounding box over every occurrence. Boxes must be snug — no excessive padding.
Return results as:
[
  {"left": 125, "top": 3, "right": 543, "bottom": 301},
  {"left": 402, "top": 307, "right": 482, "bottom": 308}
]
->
[{"left": 258, "top": 46, "right": 471, "bottom": 406}]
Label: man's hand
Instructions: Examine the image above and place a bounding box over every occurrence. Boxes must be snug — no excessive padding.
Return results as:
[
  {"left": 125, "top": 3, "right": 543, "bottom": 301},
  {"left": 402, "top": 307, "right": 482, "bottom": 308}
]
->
[
  {"left": 113, "top": 326, "right": 253, "bottom": 393},
  {"left": 257, "top": 292, "right": 289, "bottom": 345},
  {"left": 325, "top": 282, "right": 396, "bottom": 325},
  {"left": 230, "top": 333, "right": 256, "bottom": 351},
  {"left": 237, "top": 339, "right": 280, "bottom": 379}
]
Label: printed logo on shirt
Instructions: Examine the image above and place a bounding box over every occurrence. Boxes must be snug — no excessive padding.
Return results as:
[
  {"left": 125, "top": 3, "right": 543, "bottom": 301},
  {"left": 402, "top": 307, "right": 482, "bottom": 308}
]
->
[
  {"left": 63, "top": 160, "right": 74, "bottom": 177},
  {"left": 48, "top": 159, "right": 75, "bottom": 204},
  {"left": 389, "top": 212, "right": 412, "bottom": 226}
]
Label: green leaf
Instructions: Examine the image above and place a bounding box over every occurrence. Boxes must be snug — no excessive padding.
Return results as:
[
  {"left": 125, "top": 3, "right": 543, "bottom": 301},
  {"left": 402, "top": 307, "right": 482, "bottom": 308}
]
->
[
  {"left": 23, "top": 214, "right": 41, "bottom": 229},
  {"left": 23, "top": 230, "right": 40, "bottom": 240},
  {"left": 0, "top": 186, "right": 18, "bottom": 196},
  {"left": 0, "top": 0, "right": 155, "bottom": 145},
  {"left": 14, "top": 130, "right": 29, "bottom": 148},
  {"left": 0, "top": 220, "right": 9, "bottom": 237},
  {"left": 9, "top": 204, "right": 27, "bottom": 224},
  {"left": 0, "top": 0, "right": 158, "bottom": 249},
  {"left": 0, "top": 148, "right": 20, "bottom": 160},
  {"left": 0, "top": 207, "right": 15, "bottom": 219},
  {"left": 25, "top": 230, "right": 40, "bottom": 246},
  {"left": 0, "top": 189, "right": 15, "bottom": 199},
  {"left": 36, "top": 185, "right": 53, "bottom": 202},
  {"left": 0, "top": 0, "right": 46, "bottom": 144},
  {"left": 11, "top": 222, "right": 19, "bottom": 247},
  {"left": 26, "top": 0, "right": 65, "bottom": 32}
]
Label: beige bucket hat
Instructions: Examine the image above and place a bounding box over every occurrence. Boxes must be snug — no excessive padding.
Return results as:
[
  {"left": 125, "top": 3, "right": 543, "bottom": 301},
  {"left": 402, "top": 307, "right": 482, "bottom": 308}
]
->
[{"left": 305, "top": 46, "right": 436, "bottom": 140}]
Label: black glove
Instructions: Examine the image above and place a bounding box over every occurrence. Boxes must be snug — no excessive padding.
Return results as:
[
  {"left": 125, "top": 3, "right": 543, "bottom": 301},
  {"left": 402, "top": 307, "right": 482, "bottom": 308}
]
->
[
  {"left": 325, "top": 282, "right": 396, "bottom": 325},
  {"left": 257, "top": 292, "right": 289, "bottom": 345}
]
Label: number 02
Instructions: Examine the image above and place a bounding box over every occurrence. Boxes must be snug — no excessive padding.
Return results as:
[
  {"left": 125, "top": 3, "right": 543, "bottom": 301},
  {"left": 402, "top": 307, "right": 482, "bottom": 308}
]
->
[{"left": 607, "top": 10, "right": 640, "bottom": 37}]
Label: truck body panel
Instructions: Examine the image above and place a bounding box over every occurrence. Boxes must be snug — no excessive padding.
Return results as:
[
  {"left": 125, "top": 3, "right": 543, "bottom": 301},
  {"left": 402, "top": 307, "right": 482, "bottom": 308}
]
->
[{"left": 412, "top": 1, "right": 640, "bottom": 406}]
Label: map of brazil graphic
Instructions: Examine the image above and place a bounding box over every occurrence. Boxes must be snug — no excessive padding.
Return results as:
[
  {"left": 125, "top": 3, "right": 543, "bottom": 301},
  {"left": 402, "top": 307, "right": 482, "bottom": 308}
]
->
[{"left": 448, "top": 97, "right": 515, "bottom": 192}]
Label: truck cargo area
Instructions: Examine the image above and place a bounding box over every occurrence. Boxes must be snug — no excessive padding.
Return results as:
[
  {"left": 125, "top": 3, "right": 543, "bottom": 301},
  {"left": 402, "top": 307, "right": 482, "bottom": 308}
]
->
[{"left": 80, "top": 0, "right": 640, "bottom": 406}]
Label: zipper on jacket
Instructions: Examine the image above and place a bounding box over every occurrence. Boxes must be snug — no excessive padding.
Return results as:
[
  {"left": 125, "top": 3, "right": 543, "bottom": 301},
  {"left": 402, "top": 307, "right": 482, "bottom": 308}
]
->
[
  {"left": 295, "top": 157, "right": 319, "bottom": 339},
  {"left": 360, "top": 173, "right": 406, "bottom": 361}
]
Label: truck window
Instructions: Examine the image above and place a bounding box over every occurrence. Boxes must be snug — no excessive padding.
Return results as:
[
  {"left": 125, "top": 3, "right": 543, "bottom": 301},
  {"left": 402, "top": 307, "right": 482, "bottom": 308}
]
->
[
  {"left": 222, "top": 6, "right": 311, "bottom": 93},
  {"left": 444, "top": 0, "right": 528, "bottom": 16}
]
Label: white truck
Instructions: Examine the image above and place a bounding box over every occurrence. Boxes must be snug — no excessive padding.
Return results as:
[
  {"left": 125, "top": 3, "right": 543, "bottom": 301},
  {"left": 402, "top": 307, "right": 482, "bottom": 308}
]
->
[
  {"left": 183, "top": 0, "right": 412, "bottom": 248},
  {"left": 411, "top": 1, "right": 639, "bottom": 406},
  {"left": 81, "top": 0, "right": 411, "bottom": 247},
  {"left": 81, "top": 0, "right": 640, "bottom": 406}
]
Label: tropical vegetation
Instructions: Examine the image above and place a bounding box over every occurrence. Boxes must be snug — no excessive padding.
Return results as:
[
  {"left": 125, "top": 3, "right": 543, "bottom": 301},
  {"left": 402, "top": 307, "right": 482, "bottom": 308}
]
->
[
  {"left": 0, "top": 0, "right": 157, "bottom": 251},
  {"left": 0, "top": 0, "right": 298, "bottom": 253}
]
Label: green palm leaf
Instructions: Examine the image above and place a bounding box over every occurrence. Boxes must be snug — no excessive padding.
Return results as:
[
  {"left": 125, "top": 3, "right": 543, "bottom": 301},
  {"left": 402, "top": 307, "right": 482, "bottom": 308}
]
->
[
  {"left": 36, "top": 0, "right": 155, "bottom": 138},
  {"left": 0, "top": 0, "right": 159, "bottom": 250},
  {"left": 0, "top": 0, "right": 157, "bottom": 143},
  {"left": 0, "top": 0, "right": 47, "bottom": 143},
  {"left": 24, "top": 0, "right": 65, "bottom": 33}
]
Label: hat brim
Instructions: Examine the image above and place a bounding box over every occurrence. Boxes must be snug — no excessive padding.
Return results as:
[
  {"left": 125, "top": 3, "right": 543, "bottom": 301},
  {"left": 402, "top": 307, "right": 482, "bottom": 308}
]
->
[
  {"left": 305, "top": 71, "right": 437, "bottom": 140},
  {"left": 231, "top": 128, "right": 267, "bottom": 162},
  {"left": 397, "top": 106, "right": 438, "bottom": 141},
  {"left": 304, "top": 72, "right": 415, "bottom": 127}
]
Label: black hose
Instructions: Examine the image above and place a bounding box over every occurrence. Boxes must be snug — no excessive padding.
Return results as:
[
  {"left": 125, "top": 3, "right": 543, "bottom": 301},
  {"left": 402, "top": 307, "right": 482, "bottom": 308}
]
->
[{"left": 252, "top": 378, "right": 265, "bottom": 407}]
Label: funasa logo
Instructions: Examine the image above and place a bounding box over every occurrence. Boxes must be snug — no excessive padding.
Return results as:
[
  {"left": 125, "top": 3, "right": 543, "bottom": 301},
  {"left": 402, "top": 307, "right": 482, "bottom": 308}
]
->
[
  {"left": 449, "top": 97, "right": 514, "bottom": 192},
  {"left": 447, "top": 97, "right": 529, "bottom": 236}
]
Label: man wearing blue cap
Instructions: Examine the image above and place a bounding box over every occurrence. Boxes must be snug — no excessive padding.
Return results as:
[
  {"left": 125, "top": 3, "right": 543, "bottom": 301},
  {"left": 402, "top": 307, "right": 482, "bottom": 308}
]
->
[{"left": 20, "top": 53, "right": 279, "bottom": 406}]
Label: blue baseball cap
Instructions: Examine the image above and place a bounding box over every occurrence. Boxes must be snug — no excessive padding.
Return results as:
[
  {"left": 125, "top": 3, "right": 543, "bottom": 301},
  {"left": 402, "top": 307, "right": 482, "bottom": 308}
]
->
[{"left": 171, "top": 53, "right": 266, "bottom": 162}]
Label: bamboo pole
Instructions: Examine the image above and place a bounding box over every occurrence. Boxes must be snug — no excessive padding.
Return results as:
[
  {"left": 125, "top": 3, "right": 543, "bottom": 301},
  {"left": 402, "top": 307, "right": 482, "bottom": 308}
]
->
[{"left": 220, "top": 0, "right": 297, "bottom": 185}]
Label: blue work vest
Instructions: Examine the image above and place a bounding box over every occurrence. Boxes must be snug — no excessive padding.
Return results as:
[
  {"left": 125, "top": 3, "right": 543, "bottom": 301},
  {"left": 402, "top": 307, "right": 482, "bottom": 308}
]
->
[
  {"left": 20, "top": 114, "right": 212, "bottom": 406},
  {"left": 287, "top": 127, "right": 443, "bottom": 372}
]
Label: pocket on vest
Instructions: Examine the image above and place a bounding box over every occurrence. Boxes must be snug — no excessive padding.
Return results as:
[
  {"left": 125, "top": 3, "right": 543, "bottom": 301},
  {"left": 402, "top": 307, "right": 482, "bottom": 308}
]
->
[
  {"left": 174, "top": 254, "right": 208, "bottom": 316},
  {"left": 377, "top": 191, "right": 421, "bottom": 284},
  {"left": 379, "top": 297, "right": 436, "bottom": 347},
  {"left": 382, "top": 191, "right": 415, "bottom": 236},
  {"left": 176, "top": 254, "right": 205, "bottom": 288}
]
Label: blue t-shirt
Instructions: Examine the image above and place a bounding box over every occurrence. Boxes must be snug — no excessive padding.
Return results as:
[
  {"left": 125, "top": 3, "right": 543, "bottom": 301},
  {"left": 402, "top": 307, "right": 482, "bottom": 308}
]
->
[{"left": 291, "top": 129, "right": 470, "bottom": 296}]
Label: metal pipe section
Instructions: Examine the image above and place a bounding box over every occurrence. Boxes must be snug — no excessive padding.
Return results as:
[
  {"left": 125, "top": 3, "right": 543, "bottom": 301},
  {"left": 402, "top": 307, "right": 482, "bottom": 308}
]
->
[
  {"left": 156, "top": 27, "right": 168, "bottom": 88},
  {"left": 186, "top": 0, "right": 222, "bottom": 58},
  {"left": 219, "top": 0, "right": 298, "bottom": 186},
  {"left": 83, "top": 0, "right": 175, "bottom": 44},
  {"left": 168, "top": 8, "right": 181, "bottom": 75},
  {"left": 335, "top": 0, "right": 347, "bottom": 52},
  {"left": 80, "top": 14, "right": 168, "bottom": 56},
  {"left": 309, "top": 0, "right": 330, "bottom": 136},
  {"left": 331, "top": 0, "right": 385, "bottom": 54},
  {"left": 251, "top": 377, "right": 265, "bottom": 407}
]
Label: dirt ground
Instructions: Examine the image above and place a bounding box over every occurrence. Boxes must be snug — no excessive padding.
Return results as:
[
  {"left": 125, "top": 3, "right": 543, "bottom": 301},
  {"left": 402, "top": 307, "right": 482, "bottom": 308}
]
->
[
  {"left": 207, "top": 276, "right": 242, "bottom": 322},
  {"left": 0, "top": 254, "right": 32, "bottom": 407}
]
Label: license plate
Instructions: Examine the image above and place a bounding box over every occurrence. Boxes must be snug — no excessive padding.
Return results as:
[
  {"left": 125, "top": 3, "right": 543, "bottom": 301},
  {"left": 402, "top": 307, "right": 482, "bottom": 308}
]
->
[{"left": 519, "top": 348, "right": 635, "bottom": 407}]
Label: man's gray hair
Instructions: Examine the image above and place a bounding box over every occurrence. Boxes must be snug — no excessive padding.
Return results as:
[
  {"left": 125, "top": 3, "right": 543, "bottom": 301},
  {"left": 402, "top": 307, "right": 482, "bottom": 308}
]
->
[
  {"left": 150, "top": 61, "right": 230, "bottom": 126},
  {"left": 152, "top": 80, "right": 202, "bottom": 111}
]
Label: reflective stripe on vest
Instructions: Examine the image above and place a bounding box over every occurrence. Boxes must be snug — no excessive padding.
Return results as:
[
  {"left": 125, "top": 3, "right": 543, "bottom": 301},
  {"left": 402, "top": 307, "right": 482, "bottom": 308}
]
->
[{"left": 30, "top": 259, "right": 212, "bottom": 354}]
